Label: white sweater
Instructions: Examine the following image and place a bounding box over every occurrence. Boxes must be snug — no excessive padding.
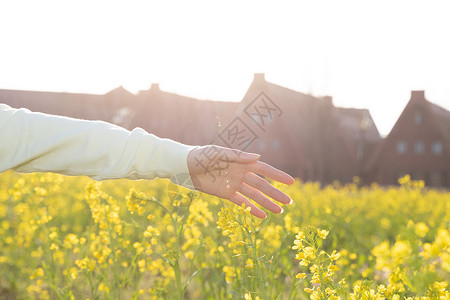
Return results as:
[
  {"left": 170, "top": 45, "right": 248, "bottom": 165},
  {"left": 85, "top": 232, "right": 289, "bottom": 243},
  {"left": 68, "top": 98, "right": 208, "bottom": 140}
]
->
[{"left": 0, "top": 103, "right": 195, "bottom": 189}]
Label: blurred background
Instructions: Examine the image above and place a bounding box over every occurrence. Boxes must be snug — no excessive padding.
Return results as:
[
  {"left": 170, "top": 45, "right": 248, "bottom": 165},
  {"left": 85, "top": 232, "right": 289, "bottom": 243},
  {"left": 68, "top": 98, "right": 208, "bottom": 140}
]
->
[{"left": 1, "top": 0, "right": 449, "bottom": 187}]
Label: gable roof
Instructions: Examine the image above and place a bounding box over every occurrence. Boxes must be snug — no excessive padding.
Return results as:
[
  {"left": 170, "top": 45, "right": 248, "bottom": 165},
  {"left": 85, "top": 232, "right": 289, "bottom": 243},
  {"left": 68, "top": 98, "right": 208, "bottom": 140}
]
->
[
  {"left": 0, "top": 88, "right": 102, "bottom": 119},
  {"left": 103, "top": 86, "right": 135, "bottom": 106},
  {"left": 134, "top": 84, "right": 238, "bottom": 145},
  {"left": 334, "top": 107, "right": 381, "bottom": 144},
  {"left": 365, "top": 90, "right": 450, "bottom": 172},
  {"left": 234, "top": 74, "right": 331, "bottom": 147},
  {"left": 231, "top": 74, "right": 383, "bottom": 181}
]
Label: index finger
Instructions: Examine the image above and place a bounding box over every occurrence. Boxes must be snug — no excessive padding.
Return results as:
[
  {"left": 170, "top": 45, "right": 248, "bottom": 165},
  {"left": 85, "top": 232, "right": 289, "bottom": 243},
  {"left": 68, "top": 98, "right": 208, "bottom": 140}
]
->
[{"left": 248, "top": 161, "right": 295, "bottom": 185}]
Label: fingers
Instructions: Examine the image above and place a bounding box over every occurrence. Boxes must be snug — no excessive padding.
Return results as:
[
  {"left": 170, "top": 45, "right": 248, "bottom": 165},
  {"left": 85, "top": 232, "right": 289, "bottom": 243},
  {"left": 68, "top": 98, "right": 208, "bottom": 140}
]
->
[
  {"left": 194, "top": 145, "right": 295, "bottom": 219},
  {"left": 243, "top": 172, "right": 292, "bottom": 205},
  {"left": 228, "top": 192, "right": 267, "bottom": 219},
  {"left": 237, "top": 182, "right": 283, "bottom": 214},
  {"left": 248, "top": 161, "right": 295, "bottom": 185}
]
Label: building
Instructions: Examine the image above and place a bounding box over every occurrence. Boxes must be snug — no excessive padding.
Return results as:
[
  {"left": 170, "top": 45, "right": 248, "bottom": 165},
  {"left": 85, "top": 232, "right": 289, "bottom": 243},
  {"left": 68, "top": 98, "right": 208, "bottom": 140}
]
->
[
  {"left": 0, "top": 88, "right": 103, "bottom": 120},
  {"left": 225, "top": 73, "right": 381, "bottom": 183},
  {"left": 1, "top": 74, "right": 382, "bottom": 185},
  {"left": 131, "top": 83, "right": 238, "bottom": 146},
  {"left": 365, "top": 91, "right": 450, "bottom": 187}
]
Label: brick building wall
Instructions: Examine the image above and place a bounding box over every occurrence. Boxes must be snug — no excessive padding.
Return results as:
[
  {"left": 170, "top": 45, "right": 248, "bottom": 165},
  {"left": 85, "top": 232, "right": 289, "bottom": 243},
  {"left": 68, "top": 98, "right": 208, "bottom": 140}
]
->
[{"left": 365, "top": 91, "right": 450, "bottom": 187}]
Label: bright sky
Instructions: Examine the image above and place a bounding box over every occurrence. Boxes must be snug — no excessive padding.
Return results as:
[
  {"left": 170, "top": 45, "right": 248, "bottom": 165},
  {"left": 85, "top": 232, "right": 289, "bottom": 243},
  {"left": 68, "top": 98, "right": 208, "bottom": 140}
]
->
[{"left": 1, "top": 0, "right": 449, "bottom": 136}]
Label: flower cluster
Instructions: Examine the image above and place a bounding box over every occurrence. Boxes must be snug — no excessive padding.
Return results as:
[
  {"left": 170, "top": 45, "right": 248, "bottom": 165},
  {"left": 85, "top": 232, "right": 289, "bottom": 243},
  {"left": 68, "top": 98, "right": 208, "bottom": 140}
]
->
[
  {"left": 293, "top": 227, "right": 343, "bottom": 299},
  {"left": 0, "top": 171, "right": 448, "bottom": 299}
]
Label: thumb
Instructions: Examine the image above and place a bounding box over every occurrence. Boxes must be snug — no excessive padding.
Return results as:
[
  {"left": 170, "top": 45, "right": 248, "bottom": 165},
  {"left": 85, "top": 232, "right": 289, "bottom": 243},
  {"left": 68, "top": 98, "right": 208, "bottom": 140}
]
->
[{"left": 224, "top": 148, "right": 261, "bottom": 163}]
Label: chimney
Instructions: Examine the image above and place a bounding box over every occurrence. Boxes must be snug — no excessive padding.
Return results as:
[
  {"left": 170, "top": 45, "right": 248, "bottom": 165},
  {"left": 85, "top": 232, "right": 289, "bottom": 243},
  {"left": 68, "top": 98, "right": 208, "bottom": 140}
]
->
[
  {"left": 150, "top": 83, "right": 160, "bottom": 92},
  {"left": 253, "top": 73, "right": 265, "bottom": 83},
  {"left": 411, "top": 90, "right": 425, "bottom": 101}
]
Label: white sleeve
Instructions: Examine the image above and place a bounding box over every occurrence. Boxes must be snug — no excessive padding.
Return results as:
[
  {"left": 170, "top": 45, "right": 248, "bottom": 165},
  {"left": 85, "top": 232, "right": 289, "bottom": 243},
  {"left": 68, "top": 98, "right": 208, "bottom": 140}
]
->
[{"left": 0, "top": 103, "right": 196, "bottom": 190}]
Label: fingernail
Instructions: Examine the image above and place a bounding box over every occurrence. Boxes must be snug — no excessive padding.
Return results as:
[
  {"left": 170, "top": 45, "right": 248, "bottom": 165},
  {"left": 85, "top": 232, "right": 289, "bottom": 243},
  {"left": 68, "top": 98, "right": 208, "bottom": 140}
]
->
[
  {"left": 279, "top": 207, "right": 284, "bottom": 214},
  {"left": 288, "top": 198, "right": 293, "bottom": 205},
  {"left": 246, "top": 153, "right": 260, "bottom": 159}
]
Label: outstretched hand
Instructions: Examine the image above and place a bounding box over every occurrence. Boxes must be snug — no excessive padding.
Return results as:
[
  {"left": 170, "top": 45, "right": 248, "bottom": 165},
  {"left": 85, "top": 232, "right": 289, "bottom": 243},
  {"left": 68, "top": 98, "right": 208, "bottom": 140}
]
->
[{"left": 187, "top": 145, "right": 295, "bottom": 219}]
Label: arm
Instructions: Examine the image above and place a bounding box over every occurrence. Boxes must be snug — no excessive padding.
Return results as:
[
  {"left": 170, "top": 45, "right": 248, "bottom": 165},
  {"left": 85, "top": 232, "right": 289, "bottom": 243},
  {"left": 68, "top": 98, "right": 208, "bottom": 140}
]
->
[
  {"left": 0, "top": 103, "right": 295, "bottom": 218},
  {"left": 0, "top": 103, "right": 195, "bottom": 188}
]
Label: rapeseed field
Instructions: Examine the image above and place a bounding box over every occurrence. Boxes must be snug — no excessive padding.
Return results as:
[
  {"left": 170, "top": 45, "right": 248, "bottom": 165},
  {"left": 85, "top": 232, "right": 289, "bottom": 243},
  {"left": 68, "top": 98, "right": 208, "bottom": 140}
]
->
[{"left": 0, "top": 171, "right": 448, "bottom": 299}]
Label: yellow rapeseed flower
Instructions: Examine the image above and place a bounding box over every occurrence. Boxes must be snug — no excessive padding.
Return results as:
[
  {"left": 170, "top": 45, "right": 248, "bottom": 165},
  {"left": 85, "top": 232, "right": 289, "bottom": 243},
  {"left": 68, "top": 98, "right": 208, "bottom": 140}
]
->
[
  {"left": 317, "top": 229, "right": 329, "bottom": 239},
  {"left": 391, "top": 240, "right": 412, "bottom": 260},
  {"left": 415, "top": 222, "right": 429, "bottom": 238},
  {"left": 245, "top": 258, "right": 254, "bottom": 269}
]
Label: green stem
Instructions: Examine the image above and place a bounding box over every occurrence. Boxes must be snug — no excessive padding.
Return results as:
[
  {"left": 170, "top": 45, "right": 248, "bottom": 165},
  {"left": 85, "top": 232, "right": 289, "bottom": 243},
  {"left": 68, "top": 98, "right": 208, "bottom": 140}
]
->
[
  {"left": 288, "top": 280, "right": 300, "bottom": 300},
  {"left": 177, "top": 196, "right": 193, "bottom": 241},
  {"left": 246, "top": 227, "right": 266, "bottom": 299},
  {"left": 88, "top": 271, "right": 95, "bottom": 299},
  {"left": 318, "top": 267, "right": 327, "bottom": 299},
  {"left": 103, "top": 201, "right": 119, "bottom": 300},
  {"left": 146, "top": 198, "right": 175, "bottom": 223},
  {"left": 173, "top": 260, "right": 184, "bottom": 300}
]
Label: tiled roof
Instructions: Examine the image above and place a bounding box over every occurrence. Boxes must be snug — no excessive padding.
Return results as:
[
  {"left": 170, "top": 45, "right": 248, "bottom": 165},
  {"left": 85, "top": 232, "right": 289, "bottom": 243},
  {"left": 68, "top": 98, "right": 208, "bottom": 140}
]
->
[{"left": 334, "top": 107, "right": 381, "bottom": 144}]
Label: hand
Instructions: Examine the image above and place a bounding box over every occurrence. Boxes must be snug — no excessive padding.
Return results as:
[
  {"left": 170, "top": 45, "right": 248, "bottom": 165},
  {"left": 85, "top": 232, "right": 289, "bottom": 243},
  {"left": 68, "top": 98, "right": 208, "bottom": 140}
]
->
[{"left": 187, "top": 145, "right": 295, "bottom": 219}]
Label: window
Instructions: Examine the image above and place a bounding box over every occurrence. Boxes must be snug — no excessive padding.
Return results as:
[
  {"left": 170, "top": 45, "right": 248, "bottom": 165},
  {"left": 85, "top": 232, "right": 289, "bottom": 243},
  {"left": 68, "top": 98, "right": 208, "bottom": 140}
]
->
[
  {"left": 431, "top": 141, "right": 443, "bottom": 155},
  {"left": 258, "top": 140, "right": 266, "bottom": 151},
  {"left": 396, "top": 141, "right": 407, "bottom": 154},
  {"left": 272, "top": 139, "right": 280, "bottom": 150},
  {"left": 414, "top": 141, "right": 425, "bottom": 154},
  {"left": 414, "top": 111, "right": 423, "bottom": 125}
]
